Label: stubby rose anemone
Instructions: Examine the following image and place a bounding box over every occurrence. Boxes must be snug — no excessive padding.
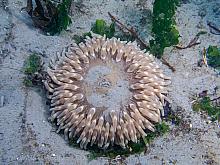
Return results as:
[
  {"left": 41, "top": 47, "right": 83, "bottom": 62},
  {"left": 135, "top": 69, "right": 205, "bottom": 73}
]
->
[{"left": 44, "top": 33, "right": 171, "bottom": 149}]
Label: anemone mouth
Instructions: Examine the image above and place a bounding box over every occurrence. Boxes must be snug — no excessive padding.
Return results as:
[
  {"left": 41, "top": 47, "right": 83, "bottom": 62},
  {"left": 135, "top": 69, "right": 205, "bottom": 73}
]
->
[
  {"left": 44, "top": 33, "right": 171, "bottom": 150},
  {"left": 82, "top": 60, "right": 132, "bottom": 119}
]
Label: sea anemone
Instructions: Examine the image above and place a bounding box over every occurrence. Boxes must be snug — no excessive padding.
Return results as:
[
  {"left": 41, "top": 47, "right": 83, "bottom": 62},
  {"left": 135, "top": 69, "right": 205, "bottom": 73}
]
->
[{"left": 44, "top": 33, "right": 171, "bottom": 149}]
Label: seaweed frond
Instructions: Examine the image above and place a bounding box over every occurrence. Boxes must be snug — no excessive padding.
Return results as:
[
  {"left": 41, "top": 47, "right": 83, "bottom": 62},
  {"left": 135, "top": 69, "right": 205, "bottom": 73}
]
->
[
  {"left": 22, "top": 0, "right": 72, "bottom": 35},
  {"left": 207, "top": 45, "right": 220, "bottom": 69},
  {"left": 149, "top": 0, "right": 180, "bottom": 58},
  {"left": 91, "top": 19, "right": 115, "bottom": 38},
  {"left": 24, "top": 53, "right": 41, "bottom": 74},
  {"left": 45, "top": 0, "right": 72, "bottom": 35},
  {"left": 142, "top": 122, "right": 170, "bottom": 144},
  {"left": 73, "top": 19, "right": 115, "bottom": 44},
  {"left": 23, "top": 53, "right": 42, "bottom": 87},
  {"left": 192, "top": 96, "right": 220, "bottom": 122}
]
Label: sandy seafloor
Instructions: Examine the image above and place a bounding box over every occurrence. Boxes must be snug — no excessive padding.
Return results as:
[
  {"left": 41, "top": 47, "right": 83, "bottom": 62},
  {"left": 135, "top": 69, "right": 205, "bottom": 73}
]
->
[{"left": 0, "top": 0, "right": 220, "bottom": 164}]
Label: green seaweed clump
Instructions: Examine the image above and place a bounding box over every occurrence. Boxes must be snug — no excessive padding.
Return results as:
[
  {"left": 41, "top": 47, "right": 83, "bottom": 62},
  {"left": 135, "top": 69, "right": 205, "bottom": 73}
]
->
[
  {"left": 90, "top": 19, "right": 135, "bottom": 42},
  {"left": 142, "top": 122, "right": 170, "bottom": 144},
  {"left": 23, "top": 54, "right": 42, "bottom": 87},
  {"left": 24, "top": 54, "right": 41, "bottom": 74},
  {"left": 73, "top": 19, "right": 115, "bottom": 44},
  {"left": 149, "top": 0, "right": 180, "bottom": 58},
  {"left": 23, "top": 0, "right": 72, "bottom": 35},
  {"left": 23, "top": 78, "right": 34, "bottom": 87},
  {"left": 192, "top": 96, "right": 220, "bottom": 122},
  {"left": 207, "top": 46, "right": 220, "bottom": 70},
  {"left": 45, "top": 0, "right": 72, "bottom": 35},
  {"left": 91, "top": 19, "right": 115, "bottom": 38},
  {"left": 69, "top": 122, "right": 169, "bottom": 160},
  {"left": 73, "top": 19, "right": 136, "bottom": 44},
  {"left": 164, "top": 110, "right": 182, "bottom": 125}
]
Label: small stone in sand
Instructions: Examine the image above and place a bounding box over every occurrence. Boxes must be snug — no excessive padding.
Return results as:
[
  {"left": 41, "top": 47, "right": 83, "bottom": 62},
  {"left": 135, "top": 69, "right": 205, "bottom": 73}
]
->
[{"left": 0, "top": 96, "right": 4, "bottom": 107}]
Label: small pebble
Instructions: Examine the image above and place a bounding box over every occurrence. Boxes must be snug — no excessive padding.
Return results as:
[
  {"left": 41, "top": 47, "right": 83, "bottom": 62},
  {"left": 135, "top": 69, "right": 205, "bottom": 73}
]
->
[
  {"left": 207, "top": 120, "right": 212, "bottom": 124},
  {"left": 0, "top": 96, "right": 4, "bottom": 107}
]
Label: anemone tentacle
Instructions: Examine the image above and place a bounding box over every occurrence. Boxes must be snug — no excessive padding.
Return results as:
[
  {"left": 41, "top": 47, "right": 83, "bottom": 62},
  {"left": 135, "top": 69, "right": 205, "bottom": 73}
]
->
[{"left": 44, "top": 33, "right": 171, "bottom": 149}]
